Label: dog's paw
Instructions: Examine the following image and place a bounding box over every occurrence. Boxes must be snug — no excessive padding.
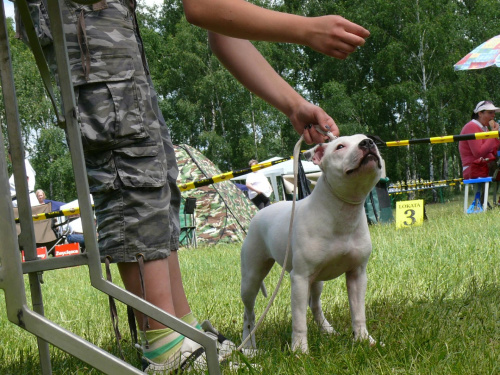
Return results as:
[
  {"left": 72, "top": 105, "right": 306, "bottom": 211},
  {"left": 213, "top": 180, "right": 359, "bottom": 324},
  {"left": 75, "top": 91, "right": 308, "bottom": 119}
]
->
[
  {"left": 321, "top": 326, "right": 339, "bottom": 336},
  {"left": 354, "top": 333, "right": 384, "bottom": 347},
  {"left": 290, "top": 336, "right": 309, "bottom": 354}
]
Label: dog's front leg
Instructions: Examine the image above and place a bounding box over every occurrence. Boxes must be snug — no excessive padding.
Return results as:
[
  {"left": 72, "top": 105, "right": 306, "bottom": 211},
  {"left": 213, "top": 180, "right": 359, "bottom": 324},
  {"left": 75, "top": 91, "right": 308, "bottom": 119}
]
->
[
  {"left": 346, "top": 266, "right": 376, "bottom": 345},
  {"left": 309, "top": 281, "right": 337, "bottom": 335},
  {"left": 290, "top": 271, "right": 310, "bottom": 353}
]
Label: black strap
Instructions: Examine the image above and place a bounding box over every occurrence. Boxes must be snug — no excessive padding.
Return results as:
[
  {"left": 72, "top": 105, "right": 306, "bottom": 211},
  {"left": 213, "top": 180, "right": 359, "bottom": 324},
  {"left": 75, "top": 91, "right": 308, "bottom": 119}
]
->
[
  {"left": 127, "top": 305, "right": 141, "bottom": 361},
  {"left": 178, "top": 347, "right": 205, "bottom": 373},
  {"left": 76, "top": 10, "right": 91, "bottom": 82},
  {"left": 105, "top": 256, "right": 126, "bottom": 360}
]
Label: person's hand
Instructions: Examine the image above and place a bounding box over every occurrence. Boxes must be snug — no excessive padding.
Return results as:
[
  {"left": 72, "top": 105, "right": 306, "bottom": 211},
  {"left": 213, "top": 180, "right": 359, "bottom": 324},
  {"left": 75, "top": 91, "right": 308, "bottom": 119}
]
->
[
  {"left": 288, "top": 101, "right": 339, "bottom": 144},
  {"left": 303, "top": 15, "right": 370, "bottom": 60},
  {"left": 489, "top": 119, "right": 499, "bottom": 131}
]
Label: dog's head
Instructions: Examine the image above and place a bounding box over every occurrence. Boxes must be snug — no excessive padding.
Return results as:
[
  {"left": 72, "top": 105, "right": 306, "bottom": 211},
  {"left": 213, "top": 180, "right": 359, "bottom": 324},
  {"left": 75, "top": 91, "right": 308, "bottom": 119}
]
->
[{"left": 304, "top": 134, "right": 382, "bottom": 204}]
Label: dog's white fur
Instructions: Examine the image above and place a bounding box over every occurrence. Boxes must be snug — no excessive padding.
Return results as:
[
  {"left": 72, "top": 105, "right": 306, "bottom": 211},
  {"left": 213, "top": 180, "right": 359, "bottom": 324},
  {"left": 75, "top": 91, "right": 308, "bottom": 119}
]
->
[{"left": 240, "top": 134, "right": 382, "bottom": 352}]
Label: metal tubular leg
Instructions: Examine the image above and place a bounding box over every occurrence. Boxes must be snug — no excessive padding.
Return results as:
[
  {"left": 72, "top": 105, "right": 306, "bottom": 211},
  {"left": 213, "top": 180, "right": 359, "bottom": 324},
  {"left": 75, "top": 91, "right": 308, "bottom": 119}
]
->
[
  {"left": 463, "top": 184, "right": 469, "bottom": 213},
  {"left": 483, "top": 182, "right": 489, "bottom": 210},
  {"left": 0, "top": 2, "right": 52, "bottom": 373}
]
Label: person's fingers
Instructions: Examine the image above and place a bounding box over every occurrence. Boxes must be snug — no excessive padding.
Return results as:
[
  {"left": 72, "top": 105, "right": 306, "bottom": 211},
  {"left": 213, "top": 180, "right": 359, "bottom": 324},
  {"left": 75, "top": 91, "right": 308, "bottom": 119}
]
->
[
  {"left": 313, "top": 114, "right": 339, "bottom": 138},
  {"left": 309, "top": 16, "right": 370, "bottom": 58},
  {"left": 342, "top": 19, "right": 370, "bottom": 39},
  {"left": 302, "top": 127, "right": 313, "bottom": 145}
]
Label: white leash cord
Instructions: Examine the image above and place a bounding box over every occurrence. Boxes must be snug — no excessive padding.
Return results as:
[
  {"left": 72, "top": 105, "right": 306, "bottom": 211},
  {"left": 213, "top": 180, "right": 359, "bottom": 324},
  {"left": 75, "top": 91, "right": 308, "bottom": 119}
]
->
[{"left": 234, "top": 134, "right": 304, "bottom": 353}]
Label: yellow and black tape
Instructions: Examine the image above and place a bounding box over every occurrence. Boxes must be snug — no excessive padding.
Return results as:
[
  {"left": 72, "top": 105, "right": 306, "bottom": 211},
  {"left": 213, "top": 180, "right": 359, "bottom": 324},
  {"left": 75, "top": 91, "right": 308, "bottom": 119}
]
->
[
  {"left": 14, "top": 206, "right": 92, "bottom": 224},
  {"left": 15, "top": 130, "right": 499, "bottom": 222},
  {"left": 388, "top": 178, "right": 464, "bottom": 194},
  {"left": 384, "top": 130, "right": 500, "bottom": 147},
  {"left": 15, "top": 158, "right": 291, "bottom": 222},
  {"left": 178, "top": 157, "right": 292, "bottom": 192}
]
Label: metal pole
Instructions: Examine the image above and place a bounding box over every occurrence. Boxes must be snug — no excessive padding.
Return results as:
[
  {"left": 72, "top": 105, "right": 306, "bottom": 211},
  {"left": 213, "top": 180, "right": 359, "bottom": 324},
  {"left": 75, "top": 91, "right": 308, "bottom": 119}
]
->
[{"left": 0, "top": 2, "right": 53, "bottom": 372}]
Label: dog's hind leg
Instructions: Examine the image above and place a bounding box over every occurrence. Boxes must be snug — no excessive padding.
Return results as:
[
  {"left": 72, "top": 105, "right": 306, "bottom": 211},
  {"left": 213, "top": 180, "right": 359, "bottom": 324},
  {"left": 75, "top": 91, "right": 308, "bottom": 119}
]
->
[
  {"left": 241, "top": 258, "right": 275, "bottom": 349},
  {"left": 309, "top": 280, "right": 337, "bottom": 335}
]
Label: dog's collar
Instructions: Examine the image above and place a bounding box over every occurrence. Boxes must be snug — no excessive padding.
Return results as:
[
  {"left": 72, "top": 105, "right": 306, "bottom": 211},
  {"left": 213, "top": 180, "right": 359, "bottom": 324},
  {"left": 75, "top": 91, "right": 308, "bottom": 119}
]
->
[{"left": 322, "top": 175, "right": 366, "bottom": 205}]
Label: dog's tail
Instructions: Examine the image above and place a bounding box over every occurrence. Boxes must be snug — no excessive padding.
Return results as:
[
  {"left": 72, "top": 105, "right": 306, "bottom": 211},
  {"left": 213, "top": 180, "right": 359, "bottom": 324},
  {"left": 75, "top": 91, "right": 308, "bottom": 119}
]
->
[{"left": 260, "top": 282, "right": 268, "bottom": 298}]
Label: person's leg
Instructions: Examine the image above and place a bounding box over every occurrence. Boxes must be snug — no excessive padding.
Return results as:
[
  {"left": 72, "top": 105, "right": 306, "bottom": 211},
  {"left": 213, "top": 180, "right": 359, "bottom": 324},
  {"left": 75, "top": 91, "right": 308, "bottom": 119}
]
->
[
  {"left": 117, "top": 252, "right": 193, "bottom": 325},
  {"left": 118, "top": 258, "right": 203, "bottom": 368},
  {"left": 167, "top": 251, "right": 191, "bottom": 318},
  {"left": 262, "top": 195, "right": 271, "bottom": 207},
  {"left": 118, "top": 258, "right": 176, "bottom": 328},
  {"left": 251, "top": 194, "right": 265, "bottom": 209},
  {"left": 67, "top": 233, "right": 85, "bottom": 248}
]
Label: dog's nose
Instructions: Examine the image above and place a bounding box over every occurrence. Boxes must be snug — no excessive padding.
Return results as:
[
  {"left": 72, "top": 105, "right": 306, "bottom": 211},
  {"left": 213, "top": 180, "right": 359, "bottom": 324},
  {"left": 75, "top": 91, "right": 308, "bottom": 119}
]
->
[{"left": 358, "top": 138, "right": 375, "bottom": 150}]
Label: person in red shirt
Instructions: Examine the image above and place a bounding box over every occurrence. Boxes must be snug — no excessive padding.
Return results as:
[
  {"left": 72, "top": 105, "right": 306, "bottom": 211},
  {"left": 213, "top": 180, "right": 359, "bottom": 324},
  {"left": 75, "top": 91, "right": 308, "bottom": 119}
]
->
[{"left": 459, "top": 100, "right": 500, "bottom": 206}]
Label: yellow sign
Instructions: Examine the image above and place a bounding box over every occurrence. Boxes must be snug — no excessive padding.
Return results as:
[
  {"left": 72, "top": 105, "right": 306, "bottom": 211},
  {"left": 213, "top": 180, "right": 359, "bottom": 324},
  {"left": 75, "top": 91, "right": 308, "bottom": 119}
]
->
[{"left": 395, "top": 199, "right": 424, "bottom": 229}]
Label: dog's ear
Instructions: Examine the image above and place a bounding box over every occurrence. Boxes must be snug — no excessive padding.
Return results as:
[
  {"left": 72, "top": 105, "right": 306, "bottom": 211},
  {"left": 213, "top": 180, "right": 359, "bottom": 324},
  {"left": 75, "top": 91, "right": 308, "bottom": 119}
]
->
[{"left": 303, "top": 144, "right": 326, "bottom": 165}]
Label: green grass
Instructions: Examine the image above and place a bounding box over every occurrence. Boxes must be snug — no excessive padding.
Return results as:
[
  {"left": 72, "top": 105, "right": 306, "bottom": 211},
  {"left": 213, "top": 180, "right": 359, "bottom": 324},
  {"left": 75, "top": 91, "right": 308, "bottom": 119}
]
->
[{"left": 0, "top": 196, "right": 498, "bottom": 374}]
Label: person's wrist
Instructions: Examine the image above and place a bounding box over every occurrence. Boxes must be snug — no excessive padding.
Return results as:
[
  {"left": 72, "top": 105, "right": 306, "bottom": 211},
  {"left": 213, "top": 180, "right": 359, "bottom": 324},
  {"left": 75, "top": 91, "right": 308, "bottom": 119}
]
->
[{"left": 293, "top": 15, "right": 312, "bottom": 47}]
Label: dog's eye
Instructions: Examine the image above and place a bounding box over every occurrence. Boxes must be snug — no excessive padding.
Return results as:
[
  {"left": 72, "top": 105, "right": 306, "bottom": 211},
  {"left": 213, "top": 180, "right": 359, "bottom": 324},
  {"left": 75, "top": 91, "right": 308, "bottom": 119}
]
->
[{"left": 336, "top": 144, "right": 345, "bottom": 150}]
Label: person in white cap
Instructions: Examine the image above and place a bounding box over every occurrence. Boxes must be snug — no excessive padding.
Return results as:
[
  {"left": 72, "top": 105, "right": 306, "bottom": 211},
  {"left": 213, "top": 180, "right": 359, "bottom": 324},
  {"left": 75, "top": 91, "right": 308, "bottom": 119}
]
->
[{"left": 459, "top": 100, "right": 500, "bottom": 206}]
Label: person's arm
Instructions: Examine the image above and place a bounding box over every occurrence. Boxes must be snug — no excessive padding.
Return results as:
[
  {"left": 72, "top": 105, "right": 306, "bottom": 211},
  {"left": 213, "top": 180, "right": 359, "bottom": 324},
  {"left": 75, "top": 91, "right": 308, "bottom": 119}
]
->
[
  {"left": 246, "top": 182, "right": 261, "bottom": 194},
  {"left": 208, "top": 34, "right": 335, "bottom": 144},
  {"left": 182, "top": 0, "right": 369, "bottom": 143},
  {"left": 183, "top": 0, "right": 369, "bottom": 59},
  {"left": 464, "top": 123, "right": 500, "bottom": 159}
]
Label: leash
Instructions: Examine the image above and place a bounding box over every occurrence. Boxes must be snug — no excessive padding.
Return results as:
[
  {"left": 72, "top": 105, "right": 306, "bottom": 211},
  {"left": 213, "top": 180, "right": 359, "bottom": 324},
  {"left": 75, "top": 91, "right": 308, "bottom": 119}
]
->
[{"left": 234, "top": 126, "right": 336, "bottom": 355}]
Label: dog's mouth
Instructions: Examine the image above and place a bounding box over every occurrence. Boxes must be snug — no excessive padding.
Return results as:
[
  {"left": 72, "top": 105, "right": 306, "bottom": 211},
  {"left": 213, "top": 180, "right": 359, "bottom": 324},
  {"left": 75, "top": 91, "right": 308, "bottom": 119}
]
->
[{"left": 346, "top": 151, "right": 381, "bottom": 175}]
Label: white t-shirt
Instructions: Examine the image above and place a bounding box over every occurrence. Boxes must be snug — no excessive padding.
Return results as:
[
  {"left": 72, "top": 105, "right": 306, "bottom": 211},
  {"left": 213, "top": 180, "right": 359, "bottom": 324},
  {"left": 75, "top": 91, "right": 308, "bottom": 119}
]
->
[
  {"left": 12, "top": 193, "right": 39, "bottom": 207},
  {"left": 69, "top": 218, "right": 83, "bottom": 234},
  {"left": 246, "top": 171, "right": 272, "bottom": 200},
  {"left": 10, "top": 159, "right": 36, "bottom": 197}
]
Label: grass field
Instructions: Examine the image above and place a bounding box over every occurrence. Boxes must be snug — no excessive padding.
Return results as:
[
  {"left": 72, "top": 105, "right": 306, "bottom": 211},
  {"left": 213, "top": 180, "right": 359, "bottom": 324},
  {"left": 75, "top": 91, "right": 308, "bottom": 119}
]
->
[{"left": 0, "top": 196, "right": 498, "bottom": 374}]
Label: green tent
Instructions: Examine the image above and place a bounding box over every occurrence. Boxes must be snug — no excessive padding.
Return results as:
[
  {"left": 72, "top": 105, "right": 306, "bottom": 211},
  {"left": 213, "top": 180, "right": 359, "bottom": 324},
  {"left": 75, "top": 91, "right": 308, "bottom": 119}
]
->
[
  {"left": 175, "top": 145, "right": 259, "bottom": 246},
  {"left": 364, "top": 178, "right": 394, "bottom": 224}
]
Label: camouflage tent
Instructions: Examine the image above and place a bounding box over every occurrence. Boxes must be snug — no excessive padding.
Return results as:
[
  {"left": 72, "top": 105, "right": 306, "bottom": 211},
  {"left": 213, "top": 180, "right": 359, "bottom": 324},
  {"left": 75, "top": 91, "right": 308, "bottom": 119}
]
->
[{"left": 175, "top": 144, "right": 259, "bottom": 245}]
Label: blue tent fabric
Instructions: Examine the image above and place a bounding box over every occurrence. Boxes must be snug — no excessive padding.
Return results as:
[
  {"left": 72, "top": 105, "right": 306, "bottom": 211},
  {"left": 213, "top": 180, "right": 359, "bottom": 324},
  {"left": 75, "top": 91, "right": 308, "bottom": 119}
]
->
[
  {"left": 234, "top": 183, "right": 248, "bottom": 192},
  {"left": 45, "top": 200, "right": 66, "bottom": 211}
]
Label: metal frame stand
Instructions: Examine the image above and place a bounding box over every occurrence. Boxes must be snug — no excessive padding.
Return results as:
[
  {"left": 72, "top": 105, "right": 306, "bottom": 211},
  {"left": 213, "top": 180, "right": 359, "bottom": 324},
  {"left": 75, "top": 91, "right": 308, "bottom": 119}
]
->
[
  {"left": 0, "top": 0, "right": 220, "bottom": 373},
  {"left": 463, "top": 177, "right": 492, "bottom": 213}
]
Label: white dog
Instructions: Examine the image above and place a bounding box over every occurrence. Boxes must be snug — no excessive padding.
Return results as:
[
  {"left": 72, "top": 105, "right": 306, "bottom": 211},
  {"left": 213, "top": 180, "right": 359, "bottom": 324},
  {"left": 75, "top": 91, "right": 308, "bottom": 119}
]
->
[{"left": 240, "top": 134, "right": 382, "bottom": 353}]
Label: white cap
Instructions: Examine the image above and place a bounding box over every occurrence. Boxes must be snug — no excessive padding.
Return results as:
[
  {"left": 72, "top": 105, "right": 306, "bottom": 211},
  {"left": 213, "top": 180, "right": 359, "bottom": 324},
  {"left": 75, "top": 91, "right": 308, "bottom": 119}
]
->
[{"left": 473, "top": 100, "right": 500, "bottom": 113}]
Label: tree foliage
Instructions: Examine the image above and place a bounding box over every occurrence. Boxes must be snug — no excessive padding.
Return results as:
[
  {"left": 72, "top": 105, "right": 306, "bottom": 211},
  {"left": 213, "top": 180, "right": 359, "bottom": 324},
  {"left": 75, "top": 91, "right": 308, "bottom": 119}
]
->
[
  {"left": 0, "top": 17, "right": 75, "bottom": 202},
  {"left": 137, "top": 0, "right": 500, "bottom": 182},
  {"left": 2, "top": 1, "right": 500, "bottom": 202}
]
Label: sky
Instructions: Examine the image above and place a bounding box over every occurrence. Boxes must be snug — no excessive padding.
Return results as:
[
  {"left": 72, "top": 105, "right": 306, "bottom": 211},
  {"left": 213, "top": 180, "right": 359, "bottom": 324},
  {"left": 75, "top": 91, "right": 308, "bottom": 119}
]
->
[{"left": 3, "top": 0, "right": 13, "bottom": 21}]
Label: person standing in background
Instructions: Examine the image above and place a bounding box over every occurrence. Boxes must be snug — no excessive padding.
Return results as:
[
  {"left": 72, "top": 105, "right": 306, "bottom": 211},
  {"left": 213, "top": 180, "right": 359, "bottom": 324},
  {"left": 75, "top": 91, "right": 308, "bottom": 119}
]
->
[
  {"left": 246, "top": 159, "right": 273, "bottom": 209},
  {"left": 8, "top": 148, "right": 38, "bottom": 206},
  {"left": 35, "top": 189, "right": 46, "bottom": 205},
  {"left": 459, "top": 100, "right": 500, "bottom": 207}
]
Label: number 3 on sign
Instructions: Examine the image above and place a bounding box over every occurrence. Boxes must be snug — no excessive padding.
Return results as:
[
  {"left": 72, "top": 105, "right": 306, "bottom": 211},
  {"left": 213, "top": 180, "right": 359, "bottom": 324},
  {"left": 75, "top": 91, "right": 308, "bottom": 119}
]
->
[{"left": 395, "top": 199, "right": 424, "bottom": 229}]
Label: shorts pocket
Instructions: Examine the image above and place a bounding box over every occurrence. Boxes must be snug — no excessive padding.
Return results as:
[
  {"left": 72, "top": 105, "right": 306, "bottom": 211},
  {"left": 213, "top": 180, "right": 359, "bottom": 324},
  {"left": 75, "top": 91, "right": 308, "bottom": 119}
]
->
[
  {"left": 85, "top": 150, "right": 116, "bottom": 193},
  {"left": 113, "top": 142, "right": 166, "bottom": 188},
  {"left": 76, "top": 75, "right": 147, "bottom": 151}
]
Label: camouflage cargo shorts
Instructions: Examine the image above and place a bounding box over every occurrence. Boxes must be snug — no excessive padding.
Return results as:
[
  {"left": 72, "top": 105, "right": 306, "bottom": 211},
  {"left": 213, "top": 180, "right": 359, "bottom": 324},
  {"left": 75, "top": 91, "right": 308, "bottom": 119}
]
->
[{"left": 63, "top": 0, "right": 180, "bottom": 262}]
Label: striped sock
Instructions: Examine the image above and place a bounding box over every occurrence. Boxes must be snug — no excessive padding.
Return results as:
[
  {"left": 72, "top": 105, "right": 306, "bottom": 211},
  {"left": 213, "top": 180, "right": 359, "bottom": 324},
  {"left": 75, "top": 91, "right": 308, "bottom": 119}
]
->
[
  {"left": 141, "top": 328, "right": 184, "bottom": 364},
  {"left": 181, "top": 311, "right": 201, "bottom": 331}
]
